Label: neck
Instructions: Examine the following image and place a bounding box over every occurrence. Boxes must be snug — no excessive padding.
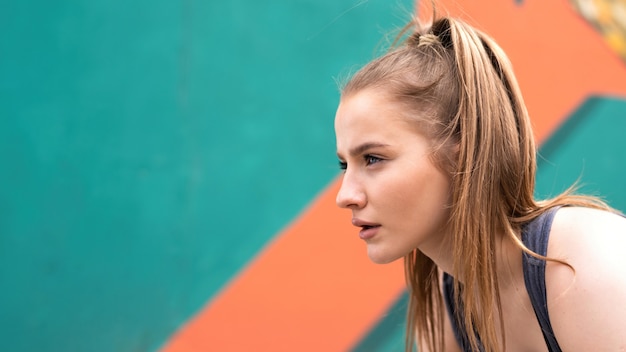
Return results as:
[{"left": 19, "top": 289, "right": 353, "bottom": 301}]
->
[{"left": 417, "top": 228, "right": 523, "bottom": 288}]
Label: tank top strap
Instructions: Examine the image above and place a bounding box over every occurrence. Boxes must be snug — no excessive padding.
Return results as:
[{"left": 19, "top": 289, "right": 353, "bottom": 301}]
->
[
  {"left": 443, "top": 272, "right": 483, "bottom": 351},
  {"left": 442, "top": 207, "right": 564, "bottom": 351},
  {"left": 521, "top": 206, "right": 563, "bottom": 352}
]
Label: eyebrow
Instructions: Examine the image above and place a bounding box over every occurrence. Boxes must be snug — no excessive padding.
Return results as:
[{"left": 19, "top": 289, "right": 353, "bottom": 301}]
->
[{"left": 337, "top": 142, "right": 390, "bottom": 158}]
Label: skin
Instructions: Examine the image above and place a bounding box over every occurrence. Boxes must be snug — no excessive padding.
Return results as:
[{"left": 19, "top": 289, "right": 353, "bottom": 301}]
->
[
  {"left": 334, "top": 89, "right": 453, "bottom": 264},
  {"left": 547, "top": 207, "right": 626, "bottom": 351},
  {"left": 334, "top": 89, "right": 626, "bottom": 351}
]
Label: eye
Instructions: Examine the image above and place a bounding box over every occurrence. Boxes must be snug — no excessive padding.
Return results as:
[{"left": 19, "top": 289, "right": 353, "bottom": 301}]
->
[
  {"left": 365, "top": 155, "right": 383, "bottom": 166},
  {"left": 338, "top": 160, "right": 347, "bottom": 170}
]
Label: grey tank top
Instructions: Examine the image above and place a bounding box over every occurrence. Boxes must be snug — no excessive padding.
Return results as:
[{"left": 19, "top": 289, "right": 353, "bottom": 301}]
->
[{"left": 443, "top": 207, "right": 562, "bottom": 351}]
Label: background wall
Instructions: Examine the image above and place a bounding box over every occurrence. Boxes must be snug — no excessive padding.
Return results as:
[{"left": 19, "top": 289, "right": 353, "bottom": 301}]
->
[{"left": 1, "top": 0, "right": 625, "bottom": 351}]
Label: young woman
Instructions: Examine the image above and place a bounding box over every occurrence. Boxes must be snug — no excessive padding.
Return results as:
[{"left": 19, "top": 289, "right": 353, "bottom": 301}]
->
[{"left": 334, "top": 16, "right": 626, "bottom": 352}]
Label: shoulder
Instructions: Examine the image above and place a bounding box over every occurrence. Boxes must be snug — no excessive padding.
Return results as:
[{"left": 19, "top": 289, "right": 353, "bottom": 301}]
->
[
  {"left": 545, "top": 206, "right": 626, "bottom": 350},
  {"left": 548, "top": 206, "right": 626, "bottom": 264}
]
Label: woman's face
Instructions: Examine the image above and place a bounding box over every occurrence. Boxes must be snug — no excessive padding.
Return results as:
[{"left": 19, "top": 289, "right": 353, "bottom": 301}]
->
[{"left": 335, "top": 89, "right": 453, "bottom": 264}]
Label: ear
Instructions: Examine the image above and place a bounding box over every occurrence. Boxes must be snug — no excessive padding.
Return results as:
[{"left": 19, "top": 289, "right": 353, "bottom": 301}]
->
[
  {"left": 431, "top": 140, "right": 459, "bottom": 175},
  {"left": 451, "top": 142, "right": 460, "bottom": 156}
]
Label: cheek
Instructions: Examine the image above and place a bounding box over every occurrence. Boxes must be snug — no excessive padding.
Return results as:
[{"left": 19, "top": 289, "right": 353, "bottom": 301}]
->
[{"left": 389, "top": 165, "right": 451, "bottom": 225}]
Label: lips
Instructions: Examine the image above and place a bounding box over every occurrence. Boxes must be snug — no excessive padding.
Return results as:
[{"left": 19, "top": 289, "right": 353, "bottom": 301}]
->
[
  {"left": 352, "top": 218, "right": 381, "bottom": 240},
  {"left": 352, "top": 218, "right": 380, "bottom": 227}
]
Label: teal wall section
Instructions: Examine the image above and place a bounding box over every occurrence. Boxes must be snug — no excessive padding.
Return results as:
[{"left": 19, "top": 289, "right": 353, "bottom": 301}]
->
[
  {"left": 352, "top": 291, "right": 409, "bottom": 352},
  {"left": 0, "top": 0, "right": 410, "bottom": 351},
  {"left": 535, "top": 96, "right": 626, "bottom": 211}
]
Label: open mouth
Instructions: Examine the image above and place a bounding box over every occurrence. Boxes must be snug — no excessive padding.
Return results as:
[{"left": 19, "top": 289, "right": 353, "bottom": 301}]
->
[
  {"left": 352, "top": 218, "right": 381, "bottom": 233},
  {"left": 358, "top": 224, "right": 380, "bottom": 240}
]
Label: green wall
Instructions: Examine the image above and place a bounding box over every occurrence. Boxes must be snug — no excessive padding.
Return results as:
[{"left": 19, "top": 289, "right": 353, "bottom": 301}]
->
[
  {"left": 0, "top": 0, "right": 410, "bottom": 351},
  {"left": 535, "top": 96, "right": 626, "bottom": 211}
]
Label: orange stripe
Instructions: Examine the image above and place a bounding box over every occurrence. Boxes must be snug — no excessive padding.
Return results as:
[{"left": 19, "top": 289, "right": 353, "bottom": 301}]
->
[
  {"left": 162, "top": 1, "right": 626, "bottom": 351},
  {"left": 424, "top": 0, "right": 626, "bottom": 143},
  {"left": 162, "top": 180, "right": 405, "bottom": 351}
]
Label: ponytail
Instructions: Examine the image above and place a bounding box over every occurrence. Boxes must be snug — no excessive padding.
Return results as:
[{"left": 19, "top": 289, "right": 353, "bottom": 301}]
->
[{"left": 341, "top": 14, "right": 614, "bottom": 352}]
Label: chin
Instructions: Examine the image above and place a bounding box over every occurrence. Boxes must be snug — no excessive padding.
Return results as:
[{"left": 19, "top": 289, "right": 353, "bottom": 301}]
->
[{"left": 367, "top": 247, "right": 403, "bottom": 264}]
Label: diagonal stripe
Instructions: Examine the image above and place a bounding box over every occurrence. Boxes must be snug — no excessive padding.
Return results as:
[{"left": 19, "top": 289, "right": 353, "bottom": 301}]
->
[{"left": 161, "top": 180, "right": 405, "bottom": 351}]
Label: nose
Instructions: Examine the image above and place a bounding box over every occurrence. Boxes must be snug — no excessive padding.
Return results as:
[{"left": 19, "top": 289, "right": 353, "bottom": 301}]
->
[{"left": 336, "top": 172, "right": 366, "bottom": 209}]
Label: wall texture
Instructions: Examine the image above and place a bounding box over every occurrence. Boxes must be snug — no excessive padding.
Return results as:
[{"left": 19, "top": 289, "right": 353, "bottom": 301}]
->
[{"left": 1, "top": 0, "right": 625, "bottom": 351}]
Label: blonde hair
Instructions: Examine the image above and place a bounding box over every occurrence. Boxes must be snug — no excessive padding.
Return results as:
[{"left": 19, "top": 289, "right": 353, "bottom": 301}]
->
[{"left": 341, "top": 16, "right": 613, "bottom": 352}]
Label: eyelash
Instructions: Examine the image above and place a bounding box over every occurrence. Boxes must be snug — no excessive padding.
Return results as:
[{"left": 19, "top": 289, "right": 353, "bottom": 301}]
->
[
  {"left": 365, "top": 155, "right": 382, "bottom": 166},
  {"left": 338, "top": 155, "right": 383, "bottom": 170}
]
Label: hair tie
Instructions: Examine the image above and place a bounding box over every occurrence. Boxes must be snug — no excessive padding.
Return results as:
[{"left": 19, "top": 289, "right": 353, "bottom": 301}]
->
[
  {"left": 418, "top": 33, "right": 440, "bottom": 47},
  {"left": 407, "top": 32, "right": 440, "bottom": 48}
]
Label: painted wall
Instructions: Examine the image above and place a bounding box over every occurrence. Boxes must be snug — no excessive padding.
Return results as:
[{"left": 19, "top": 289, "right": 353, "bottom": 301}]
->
[{"left": 1, "top": 0, "right": 625, "bottom": 351}]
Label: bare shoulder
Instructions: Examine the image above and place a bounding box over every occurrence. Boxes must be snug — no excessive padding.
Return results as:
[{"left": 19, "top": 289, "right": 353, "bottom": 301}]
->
[
  {"left": 546, "top": 206, "right": 626, "bottom": 350},
  {"left": 549, "top": 206, "right": 626, "bottom": 257}
]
